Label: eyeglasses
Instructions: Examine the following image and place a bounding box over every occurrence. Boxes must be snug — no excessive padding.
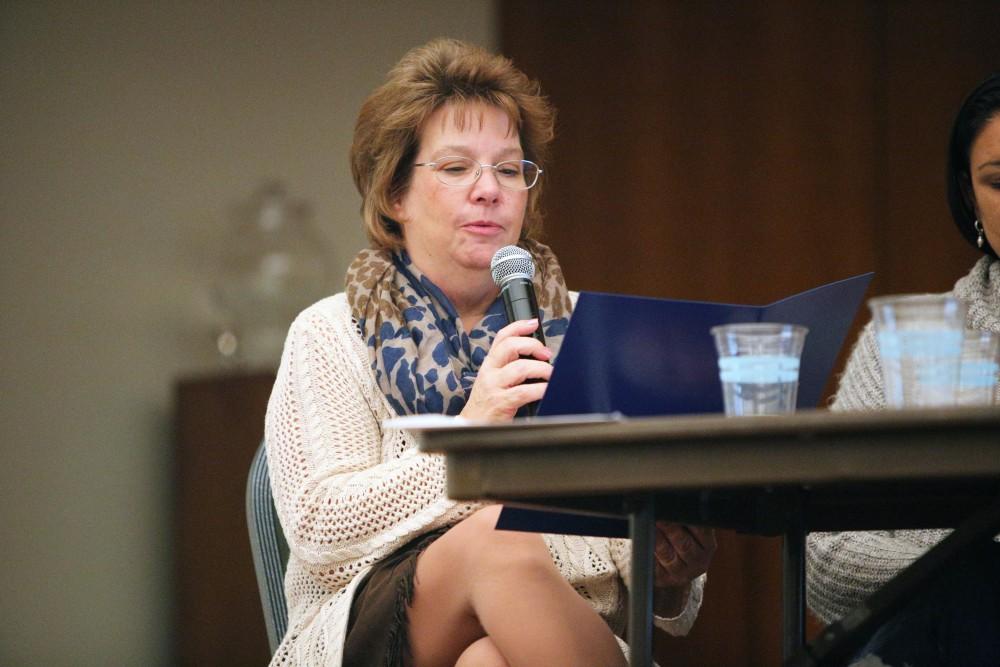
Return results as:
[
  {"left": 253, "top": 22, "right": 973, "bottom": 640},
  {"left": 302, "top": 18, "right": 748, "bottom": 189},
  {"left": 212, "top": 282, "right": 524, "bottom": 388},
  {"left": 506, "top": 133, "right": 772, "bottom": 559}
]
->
[{"left": 413, "top": 156, "right": 543, "bottom": 190}]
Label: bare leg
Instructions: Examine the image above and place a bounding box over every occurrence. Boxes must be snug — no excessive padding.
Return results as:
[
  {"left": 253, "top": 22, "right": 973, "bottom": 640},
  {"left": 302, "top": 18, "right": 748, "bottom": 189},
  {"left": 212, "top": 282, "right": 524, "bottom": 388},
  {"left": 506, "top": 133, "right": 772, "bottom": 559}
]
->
[
  {"left": 407, "top": 505, "right": 627, "bottom": 667},
  {"left": 455, "top": 637, "right": 509, "bottom": 667}
]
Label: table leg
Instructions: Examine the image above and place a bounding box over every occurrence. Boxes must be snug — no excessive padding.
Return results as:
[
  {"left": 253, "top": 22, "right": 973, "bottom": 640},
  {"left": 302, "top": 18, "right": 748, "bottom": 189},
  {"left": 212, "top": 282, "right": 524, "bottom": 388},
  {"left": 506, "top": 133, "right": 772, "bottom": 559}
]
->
[
  {"left": 783, "top": 527, "right": 806, "bottom": 660},
  {"left": 628, "top": 495, "right": 655, "bottom": 667}
]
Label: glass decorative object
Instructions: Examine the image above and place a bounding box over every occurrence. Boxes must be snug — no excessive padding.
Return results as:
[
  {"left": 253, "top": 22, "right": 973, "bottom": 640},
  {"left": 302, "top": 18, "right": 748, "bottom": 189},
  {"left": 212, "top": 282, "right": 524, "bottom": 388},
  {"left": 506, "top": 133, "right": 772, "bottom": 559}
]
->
[{"left": 211, "top": 181, "right": 331, "bottom": 370}]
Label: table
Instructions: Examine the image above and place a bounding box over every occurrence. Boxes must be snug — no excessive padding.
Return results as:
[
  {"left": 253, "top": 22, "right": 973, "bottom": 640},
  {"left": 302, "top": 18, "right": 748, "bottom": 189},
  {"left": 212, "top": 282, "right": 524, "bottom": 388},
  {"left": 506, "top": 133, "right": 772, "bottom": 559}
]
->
[{"left": 415, "top": 406, "right": 1000, "bottom": 666}]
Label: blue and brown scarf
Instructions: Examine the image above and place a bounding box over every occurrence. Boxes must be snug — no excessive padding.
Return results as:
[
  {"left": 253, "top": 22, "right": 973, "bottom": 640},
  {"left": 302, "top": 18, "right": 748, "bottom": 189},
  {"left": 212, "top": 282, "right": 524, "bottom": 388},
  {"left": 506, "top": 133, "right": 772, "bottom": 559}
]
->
[{"left": 345, "top": 240, "right": 572, "bottom": 416}]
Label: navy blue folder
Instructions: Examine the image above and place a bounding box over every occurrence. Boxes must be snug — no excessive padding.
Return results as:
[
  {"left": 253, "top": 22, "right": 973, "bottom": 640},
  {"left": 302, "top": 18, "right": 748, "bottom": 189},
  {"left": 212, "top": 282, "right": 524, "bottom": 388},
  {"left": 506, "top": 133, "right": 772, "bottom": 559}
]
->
[
  {"left": 537, "top": 272, "right": 874, "bottom": 418},
  {"left": 496, "top": 272, "right": 874, "bottom": 537}
]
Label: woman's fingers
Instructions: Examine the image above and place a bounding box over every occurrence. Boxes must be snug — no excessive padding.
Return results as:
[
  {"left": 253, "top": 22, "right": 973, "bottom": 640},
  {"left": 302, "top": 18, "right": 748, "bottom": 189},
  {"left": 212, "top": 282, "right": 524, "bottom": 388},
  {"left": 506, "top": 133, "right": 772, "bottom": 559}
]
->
[
  {"left": 686, "top": 526, "right": 717, "bottom": 554},
  {"left": 462, "top": 377, "right": 547, "bottom": 422},
  {"left": 460, "top": 319, "right": 553, "bottom": 422},
  {"left": 505, "top": 376, "right": 549, "bottom": 405},
  {"left": 652, "top": 523, "right": 716, "bottom": 588},
  {"left": 489, "top": 337, "right": 553, "bottom": 366},
  {"left": 491, "top": 318, "right": 542, "bottom": 345},
  {"left": 485, "top": 320, "right": 552, "bottom": 365},
  {"left": 495, "top": 357, "right": 553, "bottom": 385}
]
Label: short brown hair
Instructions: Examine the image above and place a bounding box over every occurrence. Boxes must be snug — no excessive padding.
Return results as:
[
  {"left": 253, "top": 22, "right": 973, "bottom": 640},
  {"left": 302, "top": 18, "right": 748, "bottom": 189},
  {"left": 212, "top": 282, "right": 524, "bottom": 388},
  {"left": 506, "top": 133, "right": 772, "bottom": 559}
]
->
[{"left": 350, "top": 38, "right": 556, "bottom": 251}]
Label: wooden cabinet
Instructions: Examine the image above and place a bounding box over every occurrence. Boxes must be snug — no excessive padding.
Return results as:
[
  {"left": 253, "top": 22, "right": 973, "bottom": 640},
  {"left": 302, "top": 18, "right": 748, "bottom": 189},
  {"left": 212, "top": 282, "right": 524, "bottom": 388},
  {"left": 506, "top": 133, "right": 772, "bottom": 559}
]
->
[{"left": 174, "top": 372, "right": 276, "bottom": 666}]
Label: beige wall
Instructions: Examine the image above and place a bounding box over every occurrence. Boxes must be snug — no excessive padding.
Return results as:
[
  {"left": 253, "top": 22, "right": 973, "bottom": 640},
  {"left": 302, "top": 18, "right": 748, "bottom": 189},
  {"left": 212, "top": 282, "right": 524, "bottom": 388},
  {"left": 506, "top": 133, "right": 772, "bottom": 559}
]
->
[{"left": 0, "top": 2, "right": 494, "bottom": 664}]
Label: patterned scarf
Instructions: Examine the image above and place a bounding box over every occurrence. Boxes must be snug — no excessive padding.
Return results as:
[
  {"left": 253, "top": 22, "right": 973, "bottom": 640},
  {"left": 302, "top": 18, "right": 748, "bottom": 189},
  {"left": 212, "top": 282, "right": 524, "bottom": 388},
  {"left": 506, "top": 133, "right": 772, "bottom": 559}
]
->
[{"left": 345, "top": 239, "right": 573, "bottom": 416}]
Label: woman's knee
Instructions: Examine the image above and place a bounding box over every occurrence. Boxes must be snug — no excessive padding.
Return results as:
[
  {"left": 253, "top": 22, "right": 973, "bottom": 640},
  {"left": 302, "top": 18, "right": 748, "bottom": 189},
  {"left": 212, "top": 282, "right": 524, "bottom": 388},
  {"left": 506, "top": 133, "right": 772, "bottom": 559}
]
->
[
  {"left": 454, "top": 636, "right": 510, "bottom": 667},
  {"left": 406, "top": 507, "right": 554, "bottom": 662},
  {"left": 460, "top": 507, "right": 555, "bottom": 578},
  {"left": 462, "top": 504, "right": 506, "bottom": 535},
  {"left": 433, "top": 506, "right": 554, "bottom": 579}
]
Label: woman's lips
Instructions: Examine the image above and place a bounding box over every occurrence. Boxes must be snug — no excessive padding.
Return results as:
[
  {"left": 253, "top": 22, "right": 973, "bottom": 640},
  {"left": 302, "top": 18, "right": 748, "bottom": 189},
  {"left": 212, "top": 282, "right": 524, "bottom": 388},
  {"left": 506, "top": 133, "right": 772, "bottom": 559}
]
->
[{"left": 461, "top": 221, "right": 504, "bottom": 235}]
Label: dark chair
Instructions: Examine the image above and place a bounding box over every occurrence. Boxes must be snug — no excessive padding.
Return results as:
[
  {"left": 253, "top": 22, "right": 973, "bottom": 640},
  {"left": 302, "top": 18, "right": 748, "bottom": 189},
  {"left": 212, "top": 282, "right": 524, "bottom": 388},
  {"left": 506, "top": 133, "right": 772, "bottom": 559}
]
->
[{"left": 246, "top": 441, "right": 290, "bottom": 655}]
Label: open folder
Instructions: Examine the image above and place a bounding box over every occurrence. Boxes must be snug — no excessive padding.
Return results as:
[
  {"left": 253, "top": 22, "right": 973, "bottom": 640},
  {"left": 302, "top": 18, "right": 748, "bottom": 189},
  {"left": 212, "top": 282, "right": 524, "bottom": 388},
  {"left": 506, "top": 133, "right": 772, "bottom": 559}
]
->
[
  {"left": 497, "top": 272, "right": 874, "bottom": 536},
  {"left": 538, "top": 272, "right": 874, "bottom": 417}
]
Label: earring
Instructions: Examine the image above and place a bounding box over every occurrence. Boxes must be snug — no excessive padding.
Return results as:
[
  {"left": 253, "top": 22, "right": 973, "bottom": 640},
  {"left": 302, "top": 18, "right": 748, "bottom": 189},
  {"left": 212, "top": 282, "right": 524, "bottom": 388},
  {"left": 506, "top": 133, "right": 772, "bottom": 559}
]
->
[{"left": 974, "top": 219, "right": 985, "bottom": 248}]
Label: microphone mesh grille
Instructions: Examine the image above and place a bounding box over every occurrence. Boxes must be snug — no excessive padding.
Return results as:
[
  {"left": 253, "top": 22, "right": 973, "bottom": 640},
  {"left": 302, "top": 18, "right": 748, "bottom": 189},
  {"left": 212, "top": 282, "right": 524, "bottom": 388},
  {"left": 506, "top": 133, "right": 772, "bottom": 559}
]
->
[{"left": 490, "top": 245, "right": 535, "bottom": 287}]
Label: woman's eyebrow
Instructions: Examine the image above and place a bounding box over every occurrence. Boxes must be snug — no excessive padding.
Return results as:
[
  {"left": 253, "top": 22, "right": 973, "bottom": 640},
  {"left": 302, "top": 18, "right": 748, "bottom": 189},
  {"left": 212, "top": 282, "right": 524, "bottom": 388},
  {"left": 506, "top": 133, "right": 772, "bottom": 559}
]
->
[
  {"left": 433, "top": 145, "right": 471, "bottom": 155},
  {"left": 976, "top": 158, "right": 1000, "bottom": 171},
  {"left": 496, "top": 147, "right": 525, "bottom": 158},
  {"left": 431, "top": 145, "right": 524, "bottom": 158}
]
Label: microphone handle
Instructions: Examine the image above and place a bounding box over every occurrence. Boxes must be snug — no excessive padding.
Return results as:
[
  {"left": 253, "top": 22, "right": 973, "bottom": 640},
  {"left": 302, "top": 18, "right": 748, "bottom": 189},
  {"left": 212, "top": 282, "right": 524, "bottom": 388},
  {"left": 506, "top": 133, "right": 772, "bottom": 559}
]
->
[
  {"left": 500, "top": 279, "right": 546, "bottom": 345},
  {"left": 500, "top": 279, "right": 545, "bottom": 418}
]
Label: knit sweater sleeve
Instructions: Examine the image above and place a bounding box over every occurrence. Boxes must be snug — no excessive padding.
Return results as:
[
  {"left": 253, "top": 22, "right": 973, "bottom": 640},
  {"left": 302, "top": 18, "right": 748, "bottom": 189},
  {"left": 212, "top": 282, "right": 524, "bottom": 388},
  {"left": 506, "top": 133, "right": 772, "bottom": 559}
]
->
[
  {"left": 829, "top": 321, "right": 885, "bottom": 411},
  {"left": 806, "top": 322, "right": 948, "bottom": 623},
  {"left": 806, "top": 528, "right": 947, "bottom": 624},
  {"left": 264, "top": 295, "right": 477, "bottom": 588}
]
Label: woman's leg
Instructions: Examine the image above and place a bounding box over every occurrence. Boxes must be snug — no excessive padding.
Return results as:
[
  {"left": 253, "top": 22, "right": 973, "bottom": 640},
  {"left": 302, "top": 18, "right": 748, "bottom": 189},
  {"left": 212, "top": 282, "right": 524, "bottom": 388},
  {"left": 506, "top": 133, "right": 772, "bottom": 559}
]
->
[
  {"left": 406, "top": 505, "right": 627, "bottom": 667},
  {"left": 408, "top": 505, "right": 625, "bottom": 667},
  {"left": 455, "top": 637, "right": 509, "bottom": 667}
]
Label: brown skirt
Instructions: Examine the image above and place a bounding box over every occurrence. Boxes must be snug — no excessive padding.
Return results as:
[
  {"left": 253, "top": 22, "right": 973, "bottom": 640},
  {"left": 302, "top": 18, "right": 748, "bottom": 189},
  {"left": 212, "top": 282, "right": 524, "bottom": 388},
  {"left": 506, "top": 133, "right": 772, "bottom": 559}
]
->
[{"left": 342, "top": 527, "right": 448, "bottom": 667}]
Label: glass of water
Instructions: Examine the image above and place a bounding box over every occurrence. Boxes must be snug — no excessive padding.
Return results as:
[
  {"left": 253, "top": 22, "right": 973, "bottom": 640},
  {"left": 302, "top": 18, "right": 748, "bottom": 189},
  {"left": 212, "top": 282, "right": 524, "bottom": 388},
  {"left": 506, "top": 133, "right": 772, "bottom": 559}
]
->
[
  {"left": 958, "top": 329, "right": 999, "bottom": 406},
  {"left": 711, "top": 323, "right": 809, "bottom": 416},
  {"left": 868, "top": 294, "right": 967, "bottom": 408}
]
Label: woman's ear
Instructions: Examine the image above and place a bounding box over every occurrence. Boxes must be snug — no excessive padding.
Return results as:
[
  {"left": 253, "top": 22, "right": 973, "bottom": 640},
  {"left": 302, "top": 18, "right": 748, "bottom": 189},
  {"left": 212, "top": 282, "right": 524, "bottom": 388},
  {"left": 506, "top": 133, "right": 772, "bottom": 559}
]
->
[{"left": 391, "top": 197, "right": 408, "bottom": 225}]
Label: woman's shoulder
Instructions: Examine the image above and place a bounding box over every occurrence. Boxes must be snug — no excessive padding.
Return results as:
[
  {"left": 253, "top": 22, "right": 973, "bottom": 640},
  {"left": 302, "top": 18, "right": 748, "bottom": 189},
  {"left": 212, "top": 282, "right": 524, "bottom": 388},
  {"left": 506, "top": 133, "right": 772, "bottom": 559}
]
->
[
  {"left": 953, "top": 255, "right": 999, "bottom": 302},
  {"left": 282, "top": 292, "right": 375, "bottom": 384},
  {"left": 292, "top": 292, "right": 351, "bottom": 326},
  {"left": 284, "top": 293, "right": 359, "bottom": 347}
]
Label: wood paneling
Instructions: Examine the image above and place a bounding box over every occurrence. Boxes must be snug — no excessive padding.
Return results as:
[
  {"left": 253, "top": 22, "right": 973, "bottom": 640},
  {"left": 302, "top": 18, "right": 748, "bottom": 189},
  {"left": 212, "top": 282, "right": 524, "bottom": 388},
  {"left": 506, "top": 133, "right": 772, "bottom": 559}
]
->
[
  {"left": 880, "top": 2, "right": 998, "bottom": 296},
  {"left": 500, "top": 1, "right": 1000, "bottom": 664},
  {"left": 502, "top": 2, "right": 882, "bottom": 303}
]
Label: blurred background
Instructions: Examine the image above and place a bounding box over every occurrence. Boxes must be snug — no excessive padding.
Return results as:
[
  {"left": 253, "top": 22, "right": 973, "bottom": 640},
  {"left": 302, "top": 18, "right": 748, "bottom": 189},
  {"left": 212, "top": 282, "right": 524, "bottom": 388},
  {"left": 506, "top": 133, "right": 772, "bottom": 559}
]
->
[{"left": 2, "top": 1, "right": 998, "bottom": 665}]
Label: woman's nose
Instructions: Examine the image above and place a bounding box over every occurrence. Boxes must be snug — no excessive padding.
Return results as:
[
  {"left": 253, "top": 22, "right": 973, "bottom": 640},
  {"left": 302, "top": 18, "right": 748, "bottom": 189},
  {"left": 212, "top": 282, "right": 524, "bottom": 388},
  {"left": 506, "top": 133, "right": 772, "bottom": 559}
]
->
[{"left": 471, "top": 166, "right": 502, "bottom": 202}]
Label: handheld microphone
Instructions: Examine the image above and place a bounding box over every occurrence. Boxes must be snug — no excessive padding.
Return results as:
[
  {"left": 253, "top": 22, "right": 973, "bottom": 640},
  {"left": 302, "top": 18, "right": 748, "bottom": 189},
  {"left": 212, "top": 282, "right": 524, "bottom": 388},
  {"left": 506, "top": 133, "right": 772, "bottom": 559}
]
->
[
  {"left": 490, "top": 245, "right": 546, "bottom": 345},
  {"left": 491, "top": 245, "right": 546, "bottom": 417}
]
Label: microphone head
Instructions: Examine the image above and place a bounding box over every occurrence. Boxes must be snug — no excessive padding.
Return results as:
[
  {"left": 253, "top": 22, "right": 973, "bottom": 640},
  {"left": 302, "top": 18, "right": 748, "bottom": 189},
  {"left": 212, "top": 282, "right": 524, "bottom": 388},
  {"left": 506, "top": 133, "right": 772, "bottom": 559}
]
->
[{"left": 490, "top": 245, "right": 535, "bottom": 288}]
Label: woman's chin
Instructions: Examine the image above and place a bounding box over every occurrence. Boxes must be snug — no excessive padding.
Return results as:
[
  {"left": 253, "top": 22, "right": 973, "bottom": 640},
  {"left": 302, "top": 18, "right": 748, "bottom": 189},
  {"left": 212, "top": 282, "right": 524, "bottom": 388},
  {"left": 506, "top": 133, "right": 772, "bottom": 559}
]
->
[{"left": 460, "top": 241, "right": 511, "bottom": 271}]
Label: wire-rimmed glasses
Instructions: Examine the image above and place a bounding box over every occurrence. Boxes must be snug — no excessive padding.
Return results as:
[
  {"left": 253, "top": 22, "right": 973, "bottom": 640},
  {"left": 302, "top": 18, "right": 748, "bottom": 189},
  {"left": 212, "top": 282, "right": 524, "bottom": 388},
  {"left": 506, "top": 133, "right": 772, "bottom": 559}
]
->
[{"left": 413, "top": 156, "right": 543, "bottom": 190}]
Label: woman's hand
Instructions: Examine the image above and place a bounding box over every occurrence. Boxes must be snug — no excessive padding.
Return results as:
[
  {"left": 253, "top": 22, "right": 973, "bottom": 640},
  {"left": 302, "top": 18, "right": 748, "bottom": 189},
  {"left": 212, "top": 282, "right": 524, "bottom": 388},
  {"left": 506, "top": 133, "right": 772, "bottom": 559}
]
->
[
  {"left": 652, "top": 522, "right": 717, "bottom": 617},
  {"left": 460, "top": 319, "right": 553, "bottom": 423}
]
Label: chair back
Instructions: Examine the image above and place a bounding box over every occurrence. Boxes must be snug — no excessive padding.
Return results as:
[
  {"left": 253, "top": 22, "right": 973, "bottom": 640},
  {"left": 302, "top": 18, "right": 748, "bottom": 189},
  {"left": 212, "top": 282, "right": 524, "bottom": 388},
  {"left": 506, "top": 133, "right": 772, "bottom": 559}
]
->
[{"left": 246, "top": 441, "right": 290, "bottom": 654}]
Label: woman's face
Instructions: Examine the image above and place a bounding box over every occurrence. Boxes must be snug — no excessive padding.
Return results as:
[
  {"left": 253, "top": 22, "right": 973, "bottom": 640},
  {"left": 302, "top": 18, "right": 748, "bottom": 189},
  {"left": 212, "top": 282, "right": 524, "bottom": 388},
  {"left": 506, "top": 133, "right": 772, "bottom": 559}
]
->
[
  {"left": 394, "top": 102, "right": 528, "bottom": 286},
  {"left": 969, "top": 113, "right": 1000, "bottom": 249}
]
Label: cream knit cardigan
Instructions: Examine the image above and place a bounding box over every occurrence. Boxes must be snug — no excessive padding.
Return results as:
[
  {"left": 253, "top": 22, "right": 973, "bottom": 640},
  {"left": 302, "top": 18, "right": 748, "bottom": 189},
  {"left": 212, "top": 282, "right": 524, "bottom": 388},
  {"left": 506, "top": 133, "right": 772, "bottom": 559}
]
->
[
  {"left": 265, "top": 291, "right": 705, "bottom": 666},
  {"left": 806, "top": 256, "right": 1000, "bottom": 624}
]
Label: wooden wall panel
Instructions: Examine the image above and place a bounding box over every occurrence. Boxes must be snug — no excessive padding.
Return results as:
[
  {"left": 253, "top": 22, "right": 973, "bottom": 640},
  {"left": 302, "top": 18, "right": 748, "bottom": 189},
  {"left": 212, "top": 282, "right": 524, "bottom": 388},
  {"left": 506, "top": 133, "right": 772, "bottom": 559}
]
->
[
  {"left": 500, "top": 1, "right": 1000, "bottom": 665},
  {"left": 880, "top": 2, "right": 998, "bottom": 296},
  {"left": 502, "top": 1, "right": 882, "bottom": 304}
]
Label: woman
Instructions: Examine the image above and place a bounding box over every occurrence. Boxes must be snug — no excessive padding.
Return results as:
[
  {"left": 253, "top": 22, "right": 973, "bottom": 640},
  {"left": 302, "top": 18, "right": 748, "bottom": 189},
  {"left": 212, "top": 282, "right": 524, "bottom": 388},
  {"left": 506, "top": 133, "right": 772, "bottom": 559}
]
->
[
  {"left": 265, "top": 38, "right": 715, "bottom": 667},
  {"left": 807, "top": 72, "right": 1000, "bottom": 665}
]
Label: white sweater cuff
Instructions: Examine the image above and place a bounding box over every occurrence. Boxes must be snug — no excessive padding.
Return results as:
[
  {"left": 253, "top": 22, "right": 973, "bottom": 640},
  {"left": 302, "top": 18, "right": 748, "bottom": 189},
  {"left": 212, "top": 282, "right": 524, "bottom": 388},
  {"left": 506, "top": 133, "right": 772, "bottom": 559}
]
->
[{"left": 653, "top": 572, "right": 705, "bottom": 636}]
